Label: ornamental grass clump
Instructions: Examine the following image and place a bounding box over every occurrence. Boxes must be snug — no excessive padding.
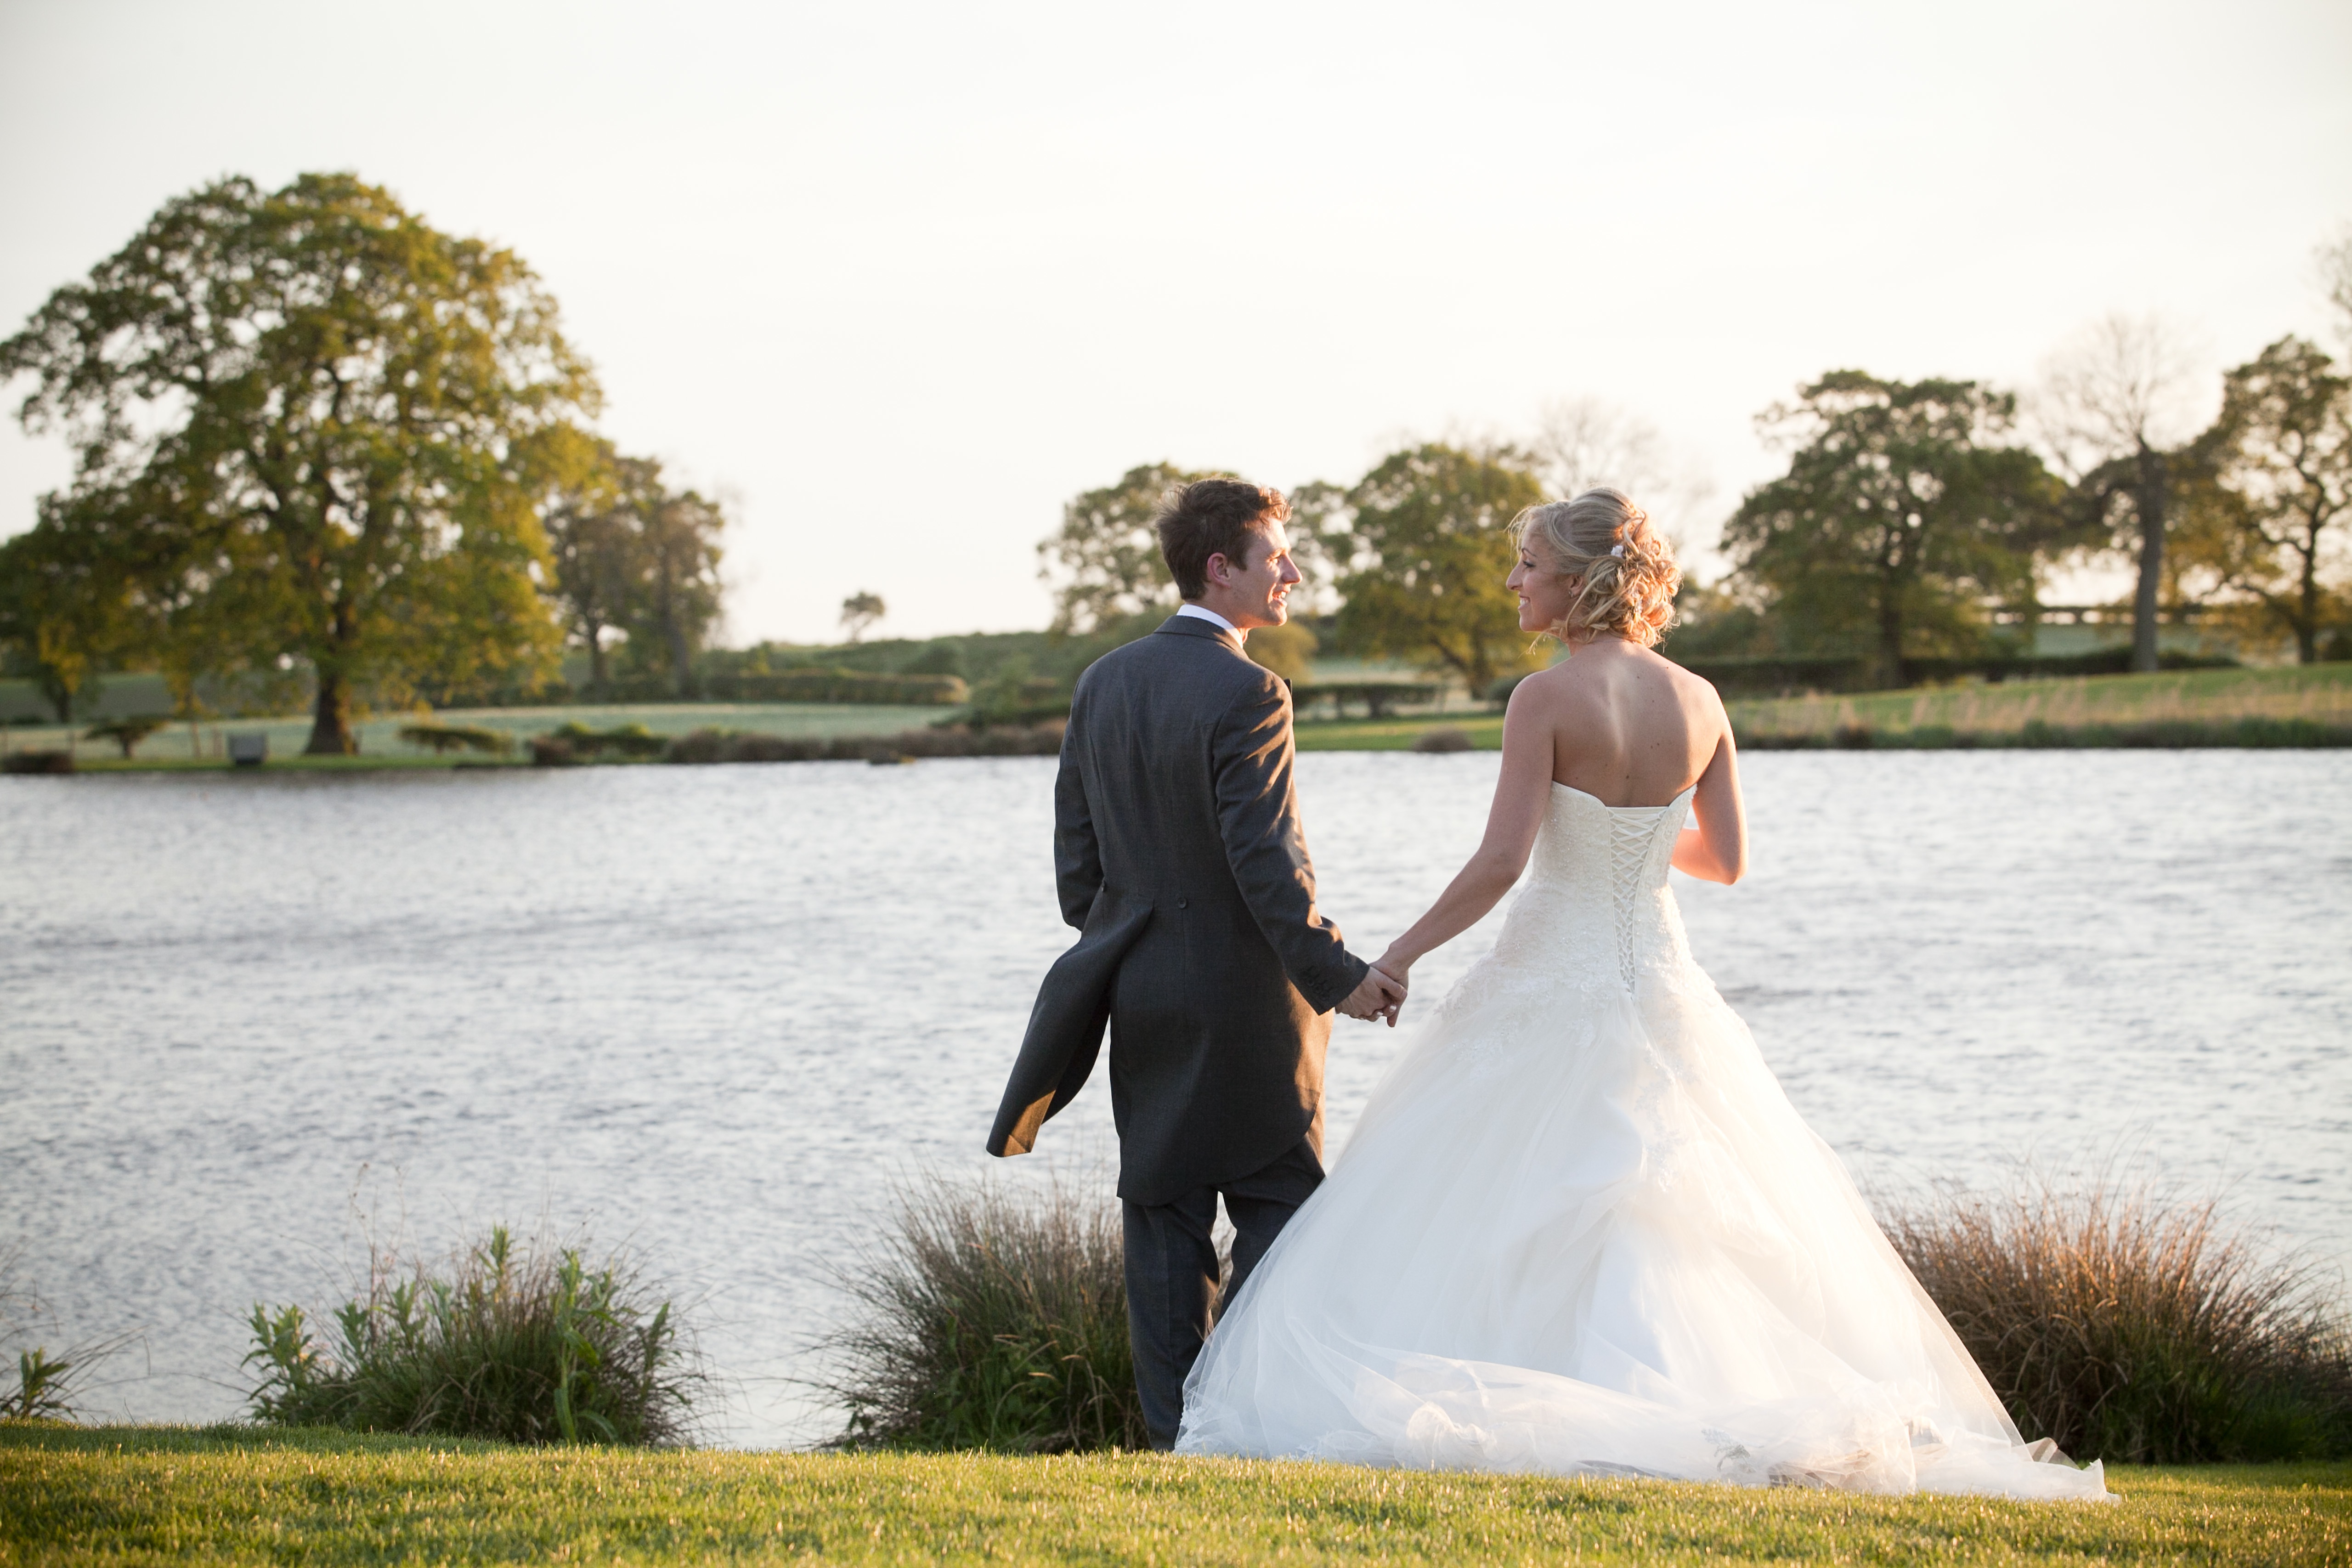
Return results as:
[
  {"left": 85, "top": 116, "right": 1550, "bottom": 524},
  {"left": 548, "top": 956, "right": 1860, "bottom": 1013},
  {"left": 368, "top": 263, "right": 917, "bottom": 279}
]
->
[
  {"left": 245, "top": 1224, "right": 701, "bottom": 1446},
  {"left": 818, "top": 1174, "right": 1146, "bottom": 1453},
  {"left": 1880, "top": 1172, "right": 2352, "bottom": 1463}
]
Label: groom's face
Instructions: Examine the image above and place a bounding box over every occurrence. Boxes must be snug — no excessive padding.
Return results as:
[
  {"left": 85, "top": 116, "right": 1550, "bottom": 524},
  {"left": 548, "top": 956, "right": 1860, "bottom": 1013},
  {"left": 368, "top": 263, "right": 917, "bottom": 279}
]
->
[{"left": 1210, "top": 520, "right": 1304, "bottom": 630}]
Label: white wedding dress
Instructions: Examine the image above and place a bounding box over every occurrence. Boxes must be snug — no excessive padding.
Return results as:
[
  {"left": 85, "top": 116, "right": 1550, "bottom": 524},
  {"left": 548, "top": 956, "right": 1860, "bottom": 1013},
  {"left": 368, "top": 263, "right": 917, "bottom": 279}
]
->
[{"left": 1176, "top": 782, "right": 2111, "bottom": 1500}]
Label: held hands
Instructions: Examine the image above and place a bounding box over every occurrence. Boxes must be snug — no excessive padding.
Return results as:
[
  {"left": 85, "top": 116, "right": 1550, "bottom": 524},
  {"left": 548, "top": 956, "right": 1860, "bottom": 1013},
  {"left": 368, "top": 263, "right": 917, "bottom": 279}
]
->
[{"left": 1339, "top": 964, "right": 1409, "bottom": 1027}]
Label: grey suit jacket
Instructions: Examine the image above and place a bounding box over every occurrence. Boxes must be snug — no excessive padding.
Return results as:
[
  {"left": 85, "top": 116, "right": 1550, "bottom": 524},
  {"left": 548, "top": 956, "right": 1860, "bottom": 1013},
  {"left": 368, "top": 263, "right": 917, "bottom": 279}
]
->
[{"left": 986, "top": 615, "right": 1370, "bottom": 1205}]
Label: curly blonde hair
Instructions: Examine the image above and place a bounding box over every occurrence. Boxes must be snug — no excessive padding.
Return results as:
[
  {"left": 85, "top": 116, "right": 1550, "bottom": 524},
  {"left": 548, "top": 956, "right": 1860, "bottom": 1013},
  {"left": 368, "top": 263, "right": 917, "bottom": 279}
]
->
[{"left": 1509, "top": 487, "right": 1682, "bottom": 647}]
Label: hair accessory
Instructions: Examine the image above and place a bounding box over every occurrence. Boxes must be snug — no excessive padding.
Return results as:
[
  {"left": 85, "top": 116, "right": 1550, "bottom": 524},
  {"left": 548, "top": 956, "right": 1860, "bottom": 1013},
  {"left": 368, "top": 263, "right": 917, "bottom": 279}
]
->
[{"left": 1609, "top": 543, "right": 1626, "bottom": 558}]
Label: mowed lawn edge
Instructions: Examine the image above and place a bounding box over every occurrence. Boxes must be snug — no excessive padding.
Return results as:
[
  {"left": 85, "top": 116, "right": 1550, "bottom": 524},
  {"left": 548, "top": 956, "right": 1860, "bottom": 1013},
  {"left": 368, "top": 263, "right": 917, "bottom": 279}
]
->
[{"left": 2, "top": 1427, "right": 2344, "bottom": 1566}]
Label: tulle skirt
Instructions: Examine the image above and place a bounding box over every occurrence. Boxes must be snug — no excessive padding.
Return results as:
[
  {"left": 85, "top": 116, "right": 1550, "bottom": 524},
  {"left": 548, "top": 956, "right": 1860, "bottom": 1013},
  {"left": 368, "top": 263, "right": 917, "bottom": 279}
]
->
[{"left": 1173, "top": 959, "right": 2111, "bottom": 1501}]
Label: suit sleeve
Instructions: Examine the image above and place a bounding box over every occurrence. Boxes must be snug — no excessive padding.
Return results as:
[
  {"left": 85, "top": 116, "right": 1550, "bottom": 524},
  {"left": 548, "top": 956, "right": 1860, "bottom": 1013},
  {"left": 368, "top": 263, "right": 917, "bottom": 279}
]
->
[
  {"left": 1053, "top": 717, "right": 1103, "bottom": 931},
  {"left": 1210, "top": 674, "right": 1370, "bottom": 1013}
]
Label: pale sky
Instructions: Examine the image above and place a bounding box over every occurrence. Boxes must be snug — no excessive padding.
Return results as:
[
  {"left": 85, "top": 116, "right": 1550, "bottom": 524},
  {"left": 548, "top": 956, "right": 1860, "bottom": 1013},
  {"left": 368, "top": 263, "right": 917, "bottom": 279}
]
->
[{"left": 3, "top": 0, "right": 2347, "bottom": 643}]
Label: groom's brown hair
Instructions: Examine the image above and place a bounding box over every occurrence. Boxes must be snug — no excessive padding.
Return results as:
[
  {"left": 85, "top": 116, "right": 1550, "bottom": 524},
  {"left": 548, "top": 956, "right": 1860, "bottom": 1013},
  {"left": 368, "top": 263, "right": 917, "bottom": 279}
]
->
[{"left": 1157, "top": 479, "right": 1290, "bottom": 600}]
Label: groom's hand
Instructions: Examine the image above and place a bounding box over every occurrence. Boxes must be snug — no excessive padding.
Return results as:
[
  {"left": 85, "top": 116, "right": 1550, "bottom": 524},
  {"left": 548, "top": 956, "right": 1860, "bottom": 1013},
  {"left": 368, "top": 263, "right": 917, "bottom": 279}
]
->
[{"left": 1340, "top": 966, "right": 1408, "bottom": 1026}]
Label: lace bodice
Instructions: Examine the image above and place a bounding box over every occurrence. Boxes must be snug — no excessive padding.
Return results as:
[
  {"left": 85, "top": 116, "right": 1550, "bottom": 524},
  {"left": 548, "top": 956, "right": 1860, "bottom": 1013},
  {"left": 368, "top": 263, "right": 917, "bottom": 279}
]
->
[{"left": 1484, "top": 782, "right": 1698, "bottom": 992}]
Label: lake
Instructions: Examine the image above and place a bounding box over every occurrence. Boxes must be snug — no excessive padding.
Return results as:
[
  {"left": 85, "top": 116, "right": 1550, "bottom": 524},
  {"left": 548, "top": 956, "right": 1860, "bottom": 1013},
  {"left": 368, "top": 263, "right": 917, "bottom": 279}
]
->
[{"left": 2, "top": 749, "right": 2346, "bottom": 1448}]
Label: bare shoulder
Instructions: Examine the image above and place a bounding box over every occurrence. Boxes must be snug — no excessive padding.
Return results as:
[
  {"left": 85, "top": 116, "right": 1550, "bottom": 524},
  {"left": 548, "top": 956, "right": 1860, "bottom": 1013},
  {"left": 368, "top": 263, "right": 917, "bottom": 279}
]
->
[{"left": 1647, "top": 647, "right": 1725, "bottom": 708}]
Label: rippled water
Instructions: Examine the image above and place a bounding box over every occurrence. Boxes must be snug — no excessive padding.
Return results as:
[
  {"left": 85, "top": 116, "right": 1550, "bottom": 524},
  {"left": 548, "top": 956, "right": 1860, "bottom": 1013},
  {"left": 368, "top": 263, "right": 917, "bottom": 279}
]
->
[{"left": 3, "top": 750, "right": 2346, "bottom": 1447}]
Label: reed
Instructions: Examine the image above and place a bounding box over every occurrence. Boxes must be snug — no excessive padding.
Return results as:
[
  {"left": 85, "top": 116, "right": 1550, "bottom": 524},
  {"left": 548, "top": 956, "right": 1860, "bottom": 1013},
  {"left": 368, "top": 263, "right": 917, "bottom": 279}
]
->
[
  {"left": 244, "top": 1224, "right": 702, "bottom": 1447},
  {"left": 1879, "top": 1173, "right": 2352, "bottom": 1464},
  {"left": 815, "top": 1173, "right": 1146, "bottom": 1454},
  {"left": 0, "top": 1247, "right": 137, "bottom": 1423}
]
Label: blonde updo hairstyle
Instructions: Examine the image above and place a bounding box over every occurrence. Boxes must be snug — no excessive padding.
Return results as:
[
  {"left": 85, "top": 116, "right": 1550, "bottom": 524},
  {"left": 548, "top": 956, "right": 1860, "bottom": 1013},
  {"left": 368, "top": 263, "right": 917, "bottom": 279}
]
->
[{"left": 1509, "top": 487, "right": 1682, "bottom": 648}]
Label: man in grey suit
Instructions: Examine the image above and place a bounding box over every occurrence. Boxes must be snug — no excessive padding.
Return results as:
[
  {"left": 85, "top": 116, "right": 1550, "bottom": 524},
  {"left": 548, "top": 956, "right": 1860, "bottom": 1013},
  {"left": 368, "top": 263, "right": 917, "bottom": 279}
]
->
[{"left": 988, "top": 477, "right": 1405, "bottom": 1449}]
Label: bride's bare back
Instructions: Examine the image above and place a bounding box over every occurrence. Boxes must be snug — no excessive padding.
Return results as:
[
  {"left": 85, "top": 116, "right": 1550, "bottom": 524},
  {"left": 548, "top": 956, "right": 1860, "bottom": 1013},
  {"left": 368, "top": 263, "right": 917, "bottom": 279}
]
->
[
  {"left": 1521, "top": 639, "right": 1722, "bottom": 808},
  {"left": 1369, "top": 489, "right": 1748, "bottom": 1007}
]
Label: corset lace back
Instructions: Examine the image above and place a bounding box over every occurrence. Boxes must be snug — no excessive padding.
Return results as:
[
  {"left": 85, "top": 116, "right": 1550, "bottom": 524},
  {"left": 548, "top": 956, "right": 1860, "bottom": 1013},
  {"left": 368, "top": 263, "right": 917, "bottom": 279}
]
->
[{"left": 1486, "top": 783, "right": 1695, "bottom": 995}]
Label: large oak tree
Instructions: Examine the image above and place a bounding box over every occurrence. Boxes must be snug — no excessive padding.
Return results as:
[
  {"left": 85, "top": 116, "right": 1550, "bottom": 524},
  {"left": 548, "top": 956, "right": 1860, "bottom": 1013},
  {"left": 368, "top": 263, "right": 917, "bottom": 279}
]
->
[
  {"left": 0, "top": 173, "right": 594, "bottom": 752},
  {"left": 1724, "top": 373, "right": 2064, "bottom": 689}
]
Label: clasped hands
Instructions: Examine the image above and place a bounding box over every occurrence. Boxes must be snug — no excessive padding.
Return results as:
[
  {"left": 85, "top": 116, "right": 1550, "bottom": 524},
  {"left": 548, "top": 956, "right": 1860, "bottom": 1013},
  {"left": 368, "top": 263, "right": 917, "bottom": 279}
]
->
[{"left": 1339, "top": 962, "right": 1409, "bottom": 1027}]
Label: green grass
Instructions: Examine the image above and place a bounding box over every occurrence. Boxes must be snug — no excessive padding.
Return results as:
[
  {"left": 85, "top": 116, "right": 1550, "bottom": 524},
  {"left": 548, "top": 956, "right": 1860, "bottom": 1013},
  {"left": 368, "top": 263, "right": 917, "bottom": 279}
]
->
[
  {"left": 1, "top": 702, "right": 964, "bottom": 771},
  {"left": 0, "top": 1426, "right": 2343, "bottom": 1564}
]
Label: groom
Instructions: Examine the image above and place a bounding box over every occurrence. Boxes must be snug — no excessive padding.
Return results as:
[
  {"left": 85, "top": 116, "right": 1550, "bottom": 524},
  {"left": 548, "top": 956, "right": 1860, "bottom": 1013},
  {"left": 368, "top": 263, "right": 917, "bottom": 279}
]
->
[{"left": 986, "top": 477, "right": 1404, "bottom": 1449}]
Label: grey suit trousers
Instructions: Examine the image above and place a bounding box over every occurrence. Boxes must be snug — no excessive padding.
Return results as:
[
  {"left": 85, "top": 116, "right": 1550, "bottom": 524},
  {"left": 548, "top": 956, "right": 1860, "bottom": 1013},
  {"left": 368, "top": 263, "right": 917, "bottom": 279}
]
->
[{"left": 1122, "top": 1136, "right": 1324, "bottom": 1449}]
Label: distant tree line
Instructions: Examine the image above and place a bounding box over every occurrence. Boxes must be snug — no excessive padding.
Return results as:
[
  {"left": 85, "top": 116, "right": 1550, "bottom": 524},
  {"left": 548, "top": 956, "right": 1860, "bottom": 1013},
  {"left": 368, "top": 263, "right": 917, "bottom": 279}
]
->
[
  {"left": 6, "top": 178, "right": 2346, "bottom": 741},
  {"left": 1038, "top": 258, "right": 2352, "bottom": 693},
  {"left": 0, "top": 174, "right": 725, "bottom": 751}
]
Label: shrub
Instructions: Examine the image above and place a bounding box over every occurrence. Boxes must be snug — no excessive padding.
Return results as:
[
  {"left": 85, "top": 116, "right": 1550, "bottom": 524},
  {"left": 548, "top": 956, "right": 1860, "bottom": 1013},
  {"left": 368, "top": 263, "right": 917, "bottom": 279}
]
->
[
  {"left": 1, "top": 750, "right": 75, "bottom": 775},
  {"left": 244, "top": 1224, "right": 702, "bottom": 1446},
  {"left": 660, "top": 725, "right": 1064, "bottom": 765},
  {"left": 83, "top": 714, "right": 170, "bottom": 758},
  {"left": 1411, "top": 727, "right": 1476, "bottom": 753},
  {"left": 550, "top": 722, "right": 669, "bottom": 759},
  {"left": 398, "top": 721, "right": 514, "bottom": 757},
  {"left": 1880, "top": 1173, "right": 2352, "bottom": 1463},
  {"left": 817, "top": 1174, "right": 1145, "bottom": 1454}
]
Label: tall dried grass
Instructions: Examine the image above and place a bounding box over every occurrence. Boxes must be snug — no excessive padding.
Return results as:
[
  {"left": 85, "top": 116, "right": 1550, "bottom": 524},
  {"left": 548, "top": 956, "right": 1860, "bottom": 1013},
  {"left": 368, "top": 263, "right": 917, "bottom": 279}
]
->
[
  {"left": 1880, "top": 1174, "right": 2352, "bottom": 1463},
  {"left": 1733, "top": 667, "right": 2352, "bottom": 746},
  {"left": 815, "top": 1173, "right": 1146, "bottom": 1453}
]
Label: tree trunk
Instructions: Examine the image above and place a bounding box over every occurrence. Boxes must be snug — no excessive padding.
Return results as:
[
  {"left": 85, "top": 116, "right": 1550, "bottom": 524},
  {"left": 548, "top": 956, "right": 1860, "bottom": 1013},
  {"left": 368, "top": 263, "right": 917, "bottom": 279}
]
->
[
  {"left": 2131, "top": 444, "right": 2167, "bottom": 674},
  {"left": 305, "top": 669, "right": 355, "bottom": 754},
  {"left": 667, "top": 613, "right": 694, "bottom": 699},
  {"left": 1873, "top": 585, "right": 1906, "bottom": 691},
  {"left": 2297, "top": 533, "right": 2320, "bottom": 664},
  {"left": 587, "top": 623, "right": 609, "bottom": 692}
]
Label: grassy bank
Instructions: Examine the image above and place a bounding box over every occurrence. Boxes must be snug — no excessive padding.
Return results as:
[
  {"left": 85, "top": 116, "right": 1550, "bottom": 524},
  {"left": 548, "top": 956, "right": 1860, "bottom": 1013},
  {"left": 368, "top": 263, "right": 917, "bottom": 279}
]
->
[
  {"left": 0, "top": 1426, "right": 2342, "bottom": 1565},
  {"left": 0, "top": 701, "right": 963, "bottom": 769},
  {"left": 1295, "top": 664, "right": 2352, "bottom": 752},
  {"left": 1726, "top": 662, "right": 2350, "bottom": 748}
]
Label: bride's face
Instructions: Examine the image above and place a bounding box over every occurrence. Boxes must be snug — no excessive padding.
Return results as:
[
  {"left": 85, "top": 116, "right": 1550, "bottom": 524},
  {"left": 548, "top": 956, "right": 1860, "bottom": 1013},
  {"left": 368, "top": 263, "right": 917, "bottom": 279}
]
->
[{"left": 1508, "top": 534, "right": 1579, "bottom": 634}]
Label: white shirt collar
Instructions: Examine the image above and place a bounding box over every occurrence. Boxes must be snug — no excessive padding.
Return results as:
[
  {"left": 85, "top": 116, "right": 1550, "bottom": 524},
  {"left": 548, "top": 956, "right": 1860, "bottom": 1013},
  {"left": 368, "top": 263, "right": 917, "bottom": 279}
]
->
[{"left": 1175, "top": 603, "right": 1240, "bottom": 636}]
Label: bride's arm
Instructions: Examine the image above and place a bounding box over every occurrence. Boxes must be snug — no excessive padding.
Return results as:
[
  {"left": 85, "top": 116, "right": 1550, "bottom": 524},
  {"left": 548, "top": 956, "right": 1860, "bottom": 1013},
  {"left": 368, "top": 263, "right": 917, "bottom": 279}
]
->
[
  {"left": 1670, "top": 715, "right": 1747, "bottom": 885},
  {"left": 1372, "top": 689, "right": 1557, "bottom": 984}
]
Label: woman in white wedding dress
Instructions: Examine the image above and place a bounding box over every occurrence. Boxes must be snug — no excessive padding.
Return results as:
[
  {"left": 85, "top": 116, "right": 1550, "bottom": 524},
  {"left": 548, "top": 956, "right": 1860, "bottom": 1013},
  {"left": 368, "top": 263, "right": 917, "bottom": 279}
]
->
[{"left": 1175, "top": 488, "right": 2110, "bottom": 1500}]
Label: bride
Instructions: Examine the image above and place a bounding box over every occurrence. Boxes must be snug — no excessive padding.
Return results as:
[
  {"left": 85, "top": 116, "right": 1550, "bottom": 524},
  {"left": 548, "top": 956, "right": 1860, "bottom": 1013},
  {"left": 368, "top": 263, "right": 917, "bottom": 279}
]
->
[{"left": 1174, "top": 488, "right": 2112, "bottom": 1500}]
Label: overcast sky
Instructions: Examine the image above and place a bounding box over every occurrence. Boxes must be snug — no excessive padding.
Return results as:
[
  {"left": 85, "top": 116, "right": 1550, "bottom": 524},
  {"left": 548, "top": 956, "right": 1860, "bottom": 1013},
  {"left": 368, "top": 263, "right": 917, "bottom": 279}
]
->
[{"left": 3, "top": 0, "right": 2347, "bottom": 642}]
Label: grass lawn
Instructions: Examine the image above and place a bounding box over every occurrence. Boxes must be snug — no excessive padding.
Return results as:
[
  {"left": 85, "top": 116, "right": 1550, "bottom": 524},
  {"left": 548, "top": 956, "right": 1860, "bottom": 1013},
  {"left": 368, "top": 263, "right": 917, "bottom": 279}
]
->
[
  {"left": 2, "top": 702, "right": 962, "bottom": 772},
  {"left": 1, "top": 1426, "right": 2343, "bottom": 1566},
  {"left": 1295, "top": 664, "right": 2352, "bottom": 752}
]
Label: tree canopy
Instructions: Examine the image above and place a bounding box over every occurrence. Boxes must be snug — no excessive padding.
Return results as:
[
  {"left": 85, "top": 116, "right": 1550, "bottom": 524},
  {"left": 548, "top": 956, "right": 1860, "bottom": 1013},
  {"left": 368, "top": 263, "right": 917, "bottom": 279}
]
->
[
  {"left": 0, "top": 173, "right": 596, "bottom": 751},
  {"left": 840, "top": 592, "right": 885, "bottom": 644},
  {"left": 526, "top": 432, "right": 728, "bottom": 697},
  {"left": 2180, "top": 336, "right": 2351, "bottom": 663},
  {"left": 1327, "top": 444, "right": 1548, "bottom": 695},
  {"left": 1035, "top": 462, "right": 1214, "bottom": 635},
  {"left": 1723, "top": 373, "right": 2065, "bottom": 688}
]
